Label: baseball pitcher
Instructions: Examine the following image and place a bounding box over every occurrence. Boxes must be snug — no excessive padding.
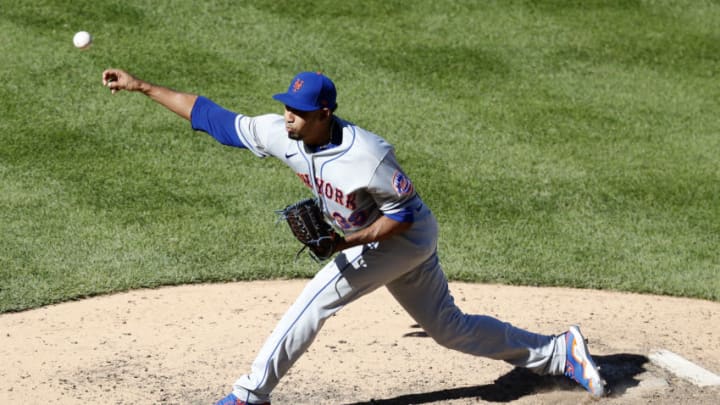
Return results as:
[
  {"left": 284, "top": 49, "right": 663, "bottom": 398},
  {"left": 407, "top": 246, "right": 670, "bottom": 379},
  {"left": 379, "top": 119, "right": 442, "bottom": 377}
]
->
[{"left": 102, "top": 69, "right": 606, "bottom": 404}]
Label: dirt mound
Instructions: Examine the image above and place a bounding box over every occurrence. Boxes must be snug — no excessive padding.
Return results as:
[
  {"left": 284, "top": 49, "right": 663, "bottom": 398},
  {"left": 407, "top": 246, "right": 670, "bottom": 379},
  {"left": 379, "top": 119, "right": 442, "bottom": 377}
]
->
[{"left": 2, "top": 281, "right": 718, "bottom": 404}]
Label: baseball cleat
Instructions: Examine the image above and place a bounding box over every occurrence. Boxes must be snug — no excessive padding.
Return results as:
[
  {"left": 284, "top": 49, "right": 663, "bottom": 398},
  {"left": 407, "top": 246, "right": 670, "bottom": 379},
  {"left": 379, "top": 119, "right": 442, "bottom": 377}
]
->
[
  {"left": 564, "top": 325, "right": 606, "bottom": 398},
  {"left": 215, "top": 392, "right": 271, "bottom": 405}
]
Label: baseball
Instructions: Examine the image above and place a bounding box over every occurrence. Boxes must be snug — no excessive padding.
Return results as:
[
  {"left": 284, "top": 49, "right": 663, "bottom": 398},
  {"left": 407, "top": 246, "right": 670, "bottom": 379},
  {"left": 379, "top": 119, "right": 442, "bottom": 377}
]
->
[{"left": 73, "top": 31, "right": 92, "bottom": 50}]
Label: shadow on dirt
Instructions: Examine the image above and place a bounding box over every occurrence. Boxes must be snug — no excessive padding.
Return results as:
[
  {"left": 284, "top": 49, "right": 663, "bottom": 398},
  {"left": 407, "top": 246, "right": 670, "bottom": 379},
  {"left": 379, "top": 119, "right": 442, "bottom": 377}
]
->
[{"left": 344, "top": 353, "right": 648, "bottom": 404}]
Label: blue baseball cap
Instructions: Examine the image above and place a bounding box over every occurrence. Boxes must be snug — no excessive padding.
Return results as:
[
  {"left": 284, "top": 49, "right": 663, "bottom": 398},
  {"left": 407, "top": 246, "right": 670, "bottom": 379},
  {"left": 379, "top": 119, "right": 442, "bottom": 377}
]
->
[{"left": 272, "top": 71, "right": 337, "bottom": 111}]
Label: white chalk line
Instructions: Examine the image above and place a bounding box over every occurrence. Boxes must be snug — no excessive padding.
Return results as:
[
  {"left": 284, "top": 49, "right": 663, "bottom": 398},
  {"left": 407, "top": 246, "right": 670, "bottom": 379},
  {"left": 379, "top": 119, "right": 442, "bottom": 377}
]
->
[{"left": 649, "top": 349, "right": 720, "bottom": 387}]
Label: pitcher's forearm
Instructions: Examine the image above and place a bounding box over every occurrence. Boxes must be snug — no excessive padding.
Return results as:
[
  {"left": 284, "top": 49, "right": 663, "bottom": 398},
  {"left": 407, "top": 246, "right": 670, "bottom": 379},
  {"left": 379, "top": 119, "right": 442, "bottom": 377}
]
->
[
  {"left": 103, "top": 68, "right": 198, "bottom": 121},
  {"left": 140, "top": 82, "right": 198, "bottom": 121},
  {"left": 335, "top": 215, "right": 412, "bottom": 251}
]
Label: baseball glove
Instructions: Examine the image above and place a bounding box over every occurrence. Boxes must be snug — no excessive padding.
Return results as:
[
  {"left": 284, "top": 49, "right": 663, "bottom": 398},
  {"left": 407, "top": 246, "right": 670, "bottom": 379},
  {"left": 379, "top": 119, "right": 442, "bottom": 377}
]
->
[{"left": 278, "top": 198, "right": 340, "bottom": 261}]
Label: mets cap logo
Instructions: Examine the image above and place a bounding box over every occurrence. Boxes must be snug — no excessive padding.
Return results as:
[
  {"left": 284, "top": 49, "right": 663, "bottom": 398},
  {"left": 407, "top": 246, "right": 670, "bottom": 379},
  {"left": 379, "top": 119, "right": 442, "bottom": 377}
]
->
[
  {"left": 292, "top": 78, "right": 304, "bottom": 92},
  {"left": 392, "top": 171, "right": 414, "bottom": 196}
]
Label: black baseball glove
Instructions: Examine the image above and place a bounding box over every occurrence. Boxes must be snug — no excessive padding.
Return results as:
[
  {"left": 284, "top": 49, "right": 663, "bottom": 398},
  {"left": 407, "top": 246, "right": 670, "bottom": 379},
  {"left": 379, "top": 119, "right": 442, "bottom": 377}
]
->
[{"left": 278, "top": 198, "right": 341, "bottom": 261}]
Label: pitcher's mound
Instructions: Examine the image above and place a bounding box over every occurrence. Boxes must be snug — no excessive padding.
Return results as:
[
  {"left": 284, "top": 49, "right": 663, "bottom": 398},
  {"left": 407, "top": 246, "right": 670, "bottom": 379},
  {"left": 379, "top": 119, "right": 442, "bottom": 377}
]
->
[{"left": 1, "top": 280, "right": 718, "bottom": 404}]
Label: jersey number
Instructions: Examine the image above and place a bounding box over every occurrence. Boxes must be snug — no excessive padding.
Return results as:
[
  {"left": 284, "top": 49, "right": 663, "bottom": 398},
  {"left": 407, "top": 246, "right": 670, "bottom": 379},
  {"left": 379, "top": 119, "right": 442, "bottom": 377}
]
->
[{"left": 332, "top": 210, "right": 368, "bottom": 230}]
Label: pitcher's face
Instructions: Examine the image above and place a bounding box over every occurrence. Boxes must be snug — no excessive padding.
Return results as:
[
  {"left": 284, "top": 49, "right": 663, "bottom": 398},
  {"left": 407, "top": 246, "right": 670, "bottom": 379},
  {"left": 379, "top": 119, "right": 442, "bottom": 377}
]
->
[{"left": 283, "top": 106, "right": 331, "bottom": 146}]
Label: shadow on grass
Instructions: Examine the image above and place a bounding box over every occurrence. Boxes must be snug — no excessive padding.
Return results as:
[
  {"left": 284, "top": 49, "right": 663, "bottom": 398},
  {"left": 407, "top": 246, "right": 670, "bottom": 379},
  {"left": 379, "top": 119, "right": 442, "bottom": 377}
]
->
[{"left": 343, "top": 353, "right": 648, "bottom": 404}]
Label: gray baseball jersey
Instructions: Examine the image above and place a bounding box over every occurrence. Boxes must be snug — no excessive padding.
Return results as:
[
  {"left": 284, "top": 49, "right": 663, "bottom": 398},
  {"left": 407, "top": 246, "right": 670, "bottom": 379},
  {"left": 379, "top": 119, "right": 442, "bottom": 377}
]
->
[
  {"left": 191, "top": 96, "right": 567, "bottom": 404},
  {"left": 233, "top": 112, "right": 420, "bottom": 233}
]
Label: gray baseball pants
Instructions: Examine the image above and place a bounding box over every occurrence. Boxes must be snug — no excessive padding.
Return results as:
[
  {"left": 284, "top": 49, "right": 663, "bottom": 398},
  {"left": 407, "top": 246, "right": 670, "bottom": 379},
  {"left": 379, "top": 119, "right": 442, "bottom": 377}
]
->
[{"left": 231, "top": 208, "right": 566, "bottom": 403}]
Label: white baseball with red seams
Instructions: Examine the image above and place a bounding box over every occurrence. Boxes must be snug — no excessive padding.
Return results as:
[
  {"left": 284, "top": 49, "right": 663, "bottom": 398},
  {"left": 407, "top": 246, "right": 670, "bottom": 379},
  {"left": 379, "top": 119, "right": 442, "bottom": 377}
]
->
[{"left": 73, "top": 31, "right": 92, "bottom": 49}]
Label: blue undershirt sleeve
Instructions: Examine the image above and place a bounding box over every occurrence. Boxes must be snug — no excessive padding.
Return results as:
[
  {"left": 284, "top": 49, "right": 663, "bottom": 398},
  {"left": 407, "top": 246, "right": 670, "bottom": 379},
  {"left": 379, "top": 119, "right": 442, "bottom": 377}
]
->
[
  {"left": 190, "top": 96, "right": 246, "bottom": 148},
  {"left": 385, "top": 206, "right": 415, "bottom": 222}
]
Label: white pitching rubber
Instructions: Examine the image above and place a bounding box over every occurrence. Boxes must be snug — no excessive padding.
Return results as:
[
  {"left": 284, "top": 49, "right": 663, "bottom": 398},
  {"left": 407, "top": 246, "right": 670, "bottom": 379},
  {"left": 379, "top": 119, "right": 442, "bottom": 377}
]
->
[{"left": 649, "top": 349, "right": 720, "bottom": 387}]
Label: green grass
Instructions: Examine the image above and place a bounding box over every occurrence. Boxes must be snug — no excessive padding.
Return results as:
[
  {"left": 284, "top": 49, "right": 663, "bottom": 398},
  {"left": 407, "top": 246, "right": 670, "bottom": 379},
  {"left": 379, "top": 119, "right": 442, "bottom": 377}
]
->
[{"left": 1, "top": 0, "right": 718, "bottom": 312}]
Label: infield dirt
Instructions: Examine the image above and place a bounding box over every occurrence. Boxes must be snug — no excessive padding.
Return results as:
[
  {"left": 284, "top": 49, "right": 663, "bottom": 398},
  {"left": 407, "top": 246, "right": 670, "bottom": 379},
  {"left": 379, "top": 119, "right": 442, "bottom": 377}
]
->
[{"left": 2, "top": 280, "right": 718, "bottom": 404}]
